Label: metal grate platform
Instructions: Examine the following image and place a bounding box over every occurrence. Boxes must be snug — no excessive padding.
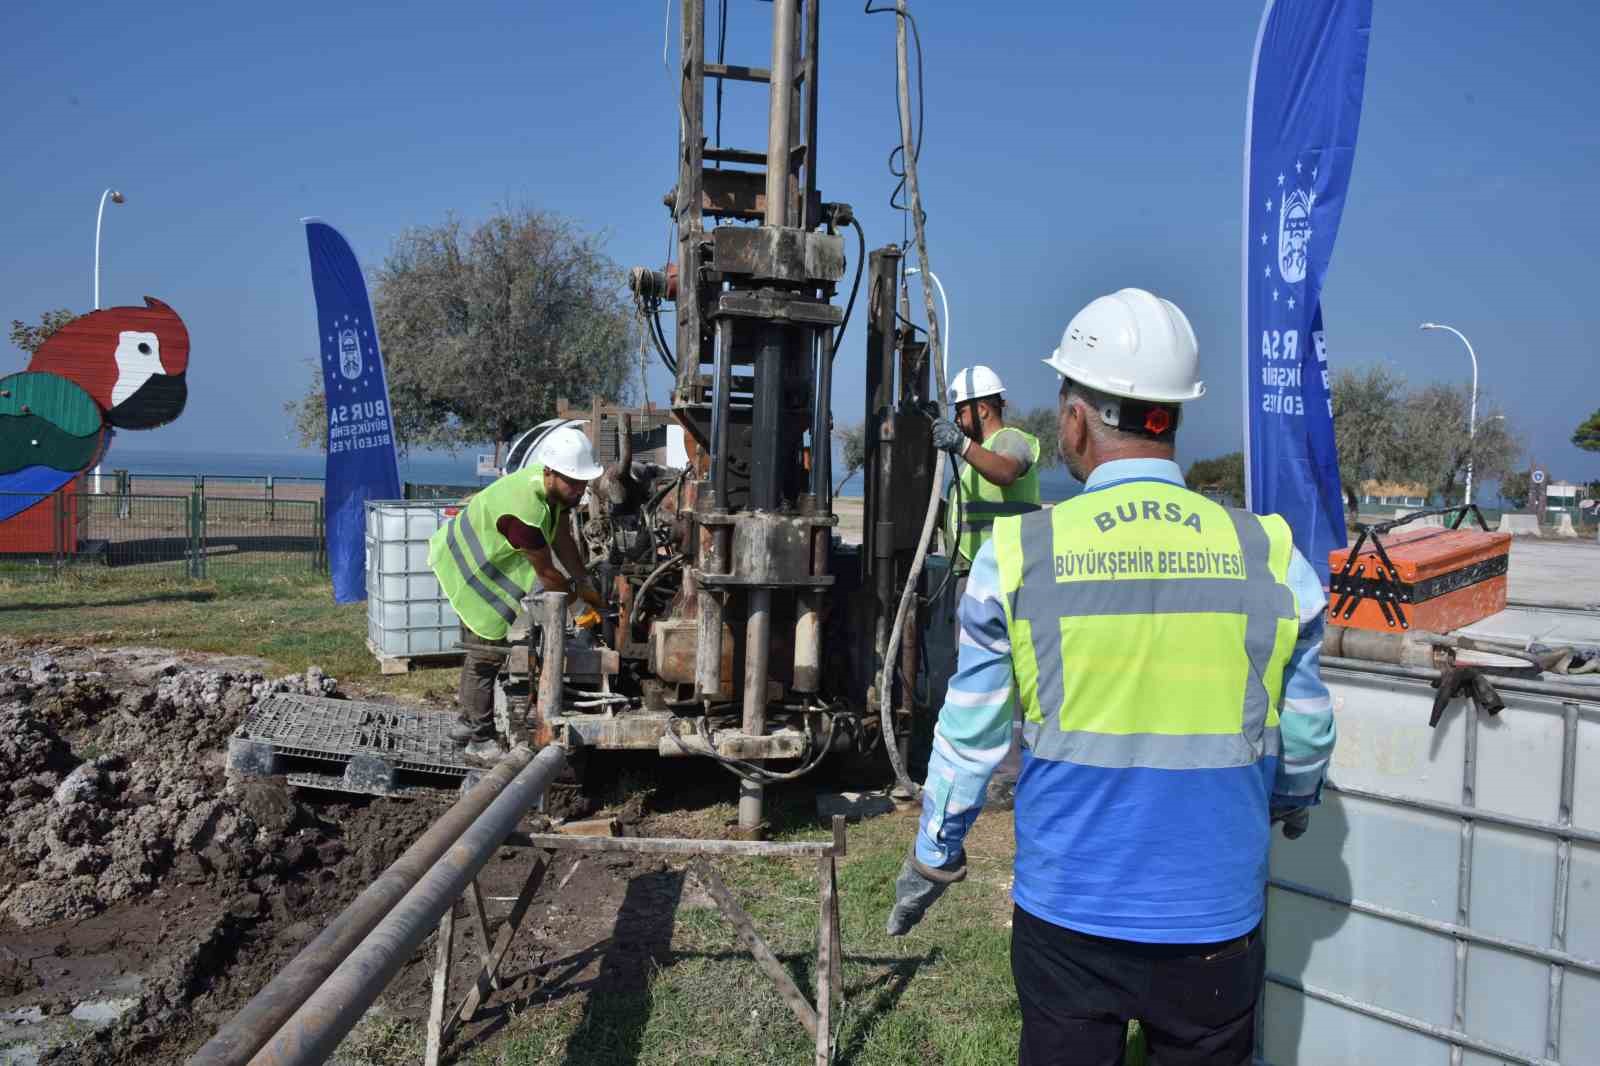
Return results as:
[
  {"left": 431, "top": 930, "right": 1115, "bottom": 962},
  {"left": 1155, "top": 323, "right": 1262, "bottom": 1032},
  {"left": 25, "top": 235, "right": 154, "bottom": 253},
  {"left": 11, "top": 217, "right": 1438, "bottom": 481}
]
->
[{"left": 229, "top": 693, "right": 476, "bottom": 796}]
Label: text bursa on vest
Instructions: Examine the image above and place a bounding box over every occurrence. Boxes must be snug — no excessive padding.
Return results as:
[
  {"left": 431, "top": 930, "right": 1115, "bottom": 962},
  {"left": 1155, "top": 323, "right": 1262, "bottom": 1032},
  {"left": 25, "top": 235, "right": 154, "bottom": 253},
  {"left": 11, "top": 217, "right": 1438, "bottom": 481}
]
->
[{"left": 1093, "top": 499, "right": 1203, "bottom": 534}]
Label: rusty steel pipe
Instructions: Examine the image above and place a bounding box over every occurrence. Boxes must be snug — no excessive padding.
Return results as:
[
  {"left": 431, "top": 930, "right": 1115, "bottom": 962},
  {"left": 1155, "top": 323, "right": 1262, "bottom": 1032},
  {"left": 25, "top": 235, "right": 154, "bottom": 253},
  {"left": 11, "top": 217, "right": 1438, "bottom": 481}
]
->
[
  {"left": 533, "top": 591, "right": 567, "bottom": 747},
  {"left": 246, "top": 743, "right": 568, "bottom": 1066},
  {"left": 187, "top": 747, "right": 543, "bottom": 1066}
]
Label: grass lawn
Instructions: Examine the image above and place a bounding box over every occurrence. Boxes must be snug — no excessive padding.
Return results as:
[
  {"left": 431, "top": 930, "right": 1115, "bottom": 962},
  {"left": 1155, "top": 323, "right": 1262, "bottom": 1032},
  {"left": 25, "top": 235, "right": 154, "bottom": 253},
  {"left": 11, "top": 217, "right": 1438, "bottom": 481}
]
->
[
  {"left": 0, "top": 568, "right": 1146, "bottom": 1065},
  {"left": 0, "top": 566, "right": 460, "bottom": 702}
]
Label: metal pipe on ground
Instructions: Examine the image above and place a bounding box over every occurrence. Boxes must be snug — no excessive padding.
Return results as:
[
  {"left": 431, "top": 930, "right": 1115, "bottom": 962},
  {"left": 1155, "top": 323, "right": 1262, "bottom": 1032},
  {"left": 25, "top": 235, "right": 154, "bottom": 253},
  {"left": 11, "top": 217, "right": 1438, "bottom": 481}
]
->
[
  {"left": 186, "top": 747, "right": 542, "bottom": 1066},
  {"left": 246, "top": 743, "right": 569, "bottom": 1066}
]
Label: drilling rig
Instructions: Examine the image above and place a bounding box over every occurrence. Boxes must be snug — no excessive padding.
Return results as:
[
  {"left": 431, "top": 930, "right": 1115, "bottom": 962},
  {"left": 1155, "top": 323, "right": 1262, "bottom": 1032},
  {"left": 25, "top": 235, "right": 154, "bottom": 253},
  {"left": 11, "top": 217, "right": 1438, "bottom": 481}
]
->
[{"left": 501, "top": 0, "right": 944, "bottom": 834}]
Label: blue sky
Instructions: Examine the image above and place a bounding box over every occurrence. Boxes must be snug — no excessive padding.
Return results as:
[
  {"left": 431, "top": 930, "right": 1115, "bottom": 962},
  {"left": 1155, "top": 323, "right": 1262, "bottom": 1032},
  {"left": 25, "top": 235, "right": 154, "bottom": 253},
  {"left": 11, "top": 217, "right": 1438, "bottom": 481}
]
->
[{"left": 3, "top": 1, "right": 1596, "bottom": 483}]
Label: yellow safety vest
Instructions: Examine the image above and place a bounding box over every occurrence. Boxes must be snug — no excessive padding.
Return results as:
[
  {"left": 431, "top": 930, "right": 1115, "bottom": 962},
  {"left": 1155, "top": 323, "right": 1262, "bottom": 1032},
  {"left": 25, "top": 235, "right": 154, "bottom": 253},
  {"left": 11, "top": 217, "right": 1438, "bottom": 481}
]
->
[
  {"left": 944, "top": 425, "right": 1042, "bottom": 572},
  {"left": 428, "top": 464, "right": 563, "bottom": 640},
  {"left": 992, "top": 478, "right": 1298, "bottom": 769}
]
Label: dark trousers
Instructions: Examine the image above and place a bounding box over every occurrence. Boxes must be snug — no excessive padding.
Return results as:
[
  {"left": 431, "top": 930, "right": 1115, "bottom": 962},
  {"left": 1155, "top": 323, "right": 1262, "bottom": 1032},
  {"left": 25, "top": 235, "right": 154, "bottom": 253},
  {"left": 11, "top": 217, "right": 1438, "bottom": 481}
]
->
[
  {"left": 457, "top": 623, "right": 508, "bottom": 740},
  {"left": 1010, "top": 905, "right": 1264, "bottom": 1066}
]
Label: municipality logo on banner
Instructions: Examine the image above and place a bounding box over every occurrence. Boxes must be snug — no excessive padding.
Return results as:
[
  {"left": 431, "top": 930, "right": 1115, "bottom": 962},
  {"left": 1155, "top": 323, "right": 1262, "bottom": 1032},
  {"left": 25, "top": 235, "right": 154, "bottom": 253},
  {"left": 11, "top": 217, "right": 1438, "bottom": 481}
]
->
[
  {"left": 1242, "top": 0, "right": 1373, "bottom": 581},
  {"left": 1278, "top": 182, "right": 1312, "bottom": 284},
  {"left": 338, "top": 321, "right": 363, "bottom": 380},
  {"left": 304, "top": 219, "right": 402, "bottom": 603}
]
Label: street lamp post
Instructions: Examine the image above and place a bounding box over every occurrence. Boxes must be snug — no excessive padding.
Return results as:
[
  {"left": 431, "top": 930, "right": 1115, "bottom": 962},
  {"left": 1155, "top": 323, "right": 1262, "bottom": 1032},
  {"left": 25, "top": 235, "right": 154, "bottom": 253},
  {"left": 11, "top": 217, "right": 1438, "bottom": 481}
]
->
[
  {"left": 94, "top": 188, "right": 125, "bottom": 310},
  {"left": 1420, "top": 321, "right": 1479, "bottom": 505},
  {"left": 93, "top": 188, "right": 125, "bottom": 494}
]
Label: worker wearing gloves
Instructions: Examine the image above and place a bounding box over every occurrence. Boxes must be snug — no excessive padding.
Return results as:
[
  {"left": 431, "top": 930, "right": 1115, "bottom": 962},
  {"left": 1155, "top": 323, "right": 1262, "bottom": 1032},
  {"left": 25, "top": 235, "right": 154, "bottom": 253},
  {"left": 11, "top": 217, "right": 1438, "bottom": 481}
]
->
[
  {"left": 933, "top": 365, "right": 1042, "bottom": 578},
  {"left": 428, "top": 423, "right": 606, "bottom": 762},
  {"left": 933, "top": 366, "right": 1042, "bottom": 806},
  {"left": 888, "top": 289, "right": 1336, "bottom": 1066}
]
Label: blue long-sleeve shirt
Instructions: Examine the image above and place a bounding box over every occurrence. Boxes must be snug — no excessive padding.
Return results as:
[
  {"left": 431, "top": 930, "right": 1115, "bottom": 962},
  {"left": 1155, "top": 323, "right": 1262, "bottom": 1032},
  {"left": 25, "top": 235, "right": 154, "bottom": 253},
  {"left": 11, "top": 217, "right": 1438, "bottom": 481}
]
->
[{"left": 915, "top": 457, "right": 1336, "bottom": 942}]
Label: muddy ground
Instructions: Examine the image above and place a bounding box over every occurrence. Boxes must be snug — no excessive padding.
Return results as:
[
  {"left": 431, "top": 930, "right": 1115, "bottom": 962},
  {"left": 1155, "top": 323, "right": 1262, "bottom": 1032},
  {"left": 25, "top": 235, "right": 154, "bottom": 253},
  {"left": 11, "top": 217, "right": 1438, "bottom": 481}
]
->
[{"left": 0, "top": 638, "right": 814, "bottom": 1065}]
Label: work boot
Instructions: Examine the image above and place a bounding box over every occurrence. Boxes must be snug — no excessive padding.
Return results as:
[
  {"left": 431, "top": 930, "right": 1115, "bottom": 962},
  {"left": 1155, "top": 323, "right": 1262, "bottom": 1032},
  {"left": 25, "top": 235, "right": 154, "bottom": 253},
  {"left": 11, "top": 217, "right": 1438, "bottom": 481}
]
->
[
  {"left": 461, "top": 738, "right": 507, "bottom": 767},
  {"left": 448, "top": 720, "right": 493, "bottom": 747}
]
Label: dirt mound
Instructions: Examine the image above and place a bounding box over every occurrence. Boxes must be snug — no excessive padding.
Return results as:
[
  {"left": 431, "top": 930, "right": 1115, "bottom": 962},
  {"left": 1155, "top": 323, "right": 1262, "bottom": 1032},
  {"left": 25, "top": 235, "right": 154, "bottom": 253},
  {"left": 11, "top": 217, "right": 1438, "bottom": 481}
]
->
[
  {"left": 0, "top": 654, "right": 339, "bottom": 929},
  {"left": 0, "top": 647, "right": 431, "bottom": 1064}
]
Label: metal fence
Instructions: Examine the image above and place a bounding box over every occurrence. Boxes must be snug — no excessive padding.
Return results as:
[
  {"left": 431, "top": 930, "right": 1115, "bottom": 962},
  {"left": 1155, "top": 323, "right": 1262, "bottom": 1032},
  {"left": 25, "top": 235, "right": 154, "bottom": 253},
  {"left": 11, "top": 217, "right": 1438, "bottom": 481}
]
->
[{"left": 0, "top": 490, "right": 325, "bottom": 582}]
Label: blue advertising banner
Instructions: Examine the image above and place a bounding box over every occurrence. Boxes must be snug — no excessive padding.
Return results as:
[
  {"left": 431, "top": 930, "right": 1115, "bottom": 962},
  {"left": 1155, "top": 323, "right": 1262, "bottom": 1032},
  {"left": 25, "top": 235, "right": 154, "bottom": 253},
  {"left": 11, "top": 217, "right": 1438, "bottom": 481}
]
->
[
  {"left": 1242, "top": 0, "right": 1372, "bottom": 581},
  {"left": 304, "top": 219, "right": 401, "bottom": 602}
]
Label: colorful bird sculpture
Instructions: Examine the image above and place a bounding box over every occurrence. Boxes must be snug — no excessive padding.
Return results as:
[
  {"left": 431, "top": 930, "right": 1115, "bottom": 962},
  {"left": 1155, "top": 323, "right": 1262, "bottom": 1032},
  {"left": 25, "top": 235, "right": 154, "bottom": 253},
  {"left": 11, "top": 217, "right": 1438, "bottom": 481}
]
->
[{"left": 0, "top": 298, "right": 190, "bottom": 522}]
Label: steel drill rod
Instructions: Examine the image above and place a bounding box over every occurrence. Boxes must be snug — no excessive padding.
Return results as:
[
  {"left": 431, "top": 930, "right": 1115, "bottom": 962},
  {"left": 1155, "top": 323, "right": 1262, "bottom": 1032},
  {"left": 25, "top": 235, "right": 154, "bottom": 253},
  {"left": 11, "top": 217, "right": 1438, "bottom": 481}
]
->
[
  {"left": 246, "top": 744, "right": 569, "bottom": 1066},
  {"left": 765, "top": 0, "right": 799, "bottom": 226},
  {"left": 740, "top": 588, "right": 773, "bottom": 830},
  {"left": 187, "top": 747, "right": 542, "bottom": 1066}
]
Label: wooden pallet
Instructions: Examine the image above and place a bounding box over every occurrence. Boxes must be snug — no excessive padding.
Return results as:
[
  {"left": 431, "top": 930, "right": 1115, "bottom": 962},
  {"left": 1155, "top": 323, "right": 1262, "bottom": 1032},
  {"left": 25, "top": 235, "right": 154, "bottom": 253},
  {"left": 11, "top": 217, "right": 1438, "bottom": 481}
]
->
[{"left": 367, "top": 638, "right": 465, "bottom": 675}]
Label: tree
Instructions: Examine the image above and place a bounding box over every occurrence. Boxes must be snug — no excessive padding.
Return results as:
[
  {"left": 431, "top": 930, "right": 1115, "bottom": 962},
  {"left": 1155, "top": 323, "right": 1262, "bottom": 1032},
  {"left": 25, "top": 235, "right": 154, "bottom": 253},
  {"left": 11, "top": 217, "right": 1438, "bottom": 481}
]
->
[
  {"left": 1499, "top": 470, "right": 1532, "bottom": 509},
  {"left": 1574, "top": 409, "right": 1600, "bottom": 453},
  {"left": 833, "top": 422, "right": 866, "bottom": 494},
  {"left": 1331, "top": 365, "right": 1407, "bottom": 514},
  {"left": 287, "top": 207, "right": 638, "bottom": 452},
  {"left": 1396, "top": 382, "right": 1521, "bottom": 504},
  {"left": 1185, "top": 452, "right": 1245, "bottom": 505},
  {"left": 1008, "top": 406, "right": 1062, "bottom": 468},
  {"left": 9, "top": 309, "right": 77, "bottom": 358}
]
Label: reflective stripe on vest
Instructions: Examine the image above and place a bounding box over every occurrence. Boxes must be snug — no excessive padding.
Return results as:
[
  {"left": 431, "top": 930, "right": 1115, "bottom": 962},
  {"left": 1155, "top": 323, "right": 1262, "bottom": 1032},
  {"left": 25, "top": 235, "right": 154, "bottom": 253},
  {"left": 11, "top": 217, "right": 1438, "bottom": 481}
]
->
[
  {"left": 945, "top": 426, "right": 1043, "bottom": 569},
  {"left": 453, "top": 508, "right": 526, "bottom": 612},
  {"left": 442, "top": 514, "right": 519, "bottom": 629},
  {"left": 994, "top": 482, "right": 1298, "bottom": 771},
  {"left": 428, "top": 464, "right": 560, "bottom": 640}
]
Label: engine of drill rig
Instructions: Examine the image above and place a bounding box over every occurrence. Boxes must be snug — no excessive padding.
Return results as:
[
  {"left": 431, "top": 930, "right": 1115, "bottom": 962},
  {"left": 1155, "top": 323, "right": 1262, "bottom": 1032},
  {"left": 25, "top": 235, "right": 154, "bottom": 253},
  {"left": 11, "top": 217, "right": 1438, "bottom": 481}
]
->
[{"left": 503, "top": 428, "right": 872, "bottom": 773}]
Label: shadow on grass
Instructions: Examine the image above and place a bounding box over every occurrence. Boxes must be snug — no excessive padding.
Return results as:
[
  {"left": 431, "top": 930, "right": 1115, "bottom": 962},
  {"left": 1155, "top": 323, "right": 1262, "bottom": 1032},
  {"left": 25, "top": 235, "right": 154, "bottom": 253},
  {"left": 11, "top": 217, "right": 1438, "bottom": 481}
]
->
[
  {"left": 468, "top": 868, "right": 688, "bottom": 1066},
  {"left": 0, "top": 588, "right": 217, "bottom": 613},
  {"left": 832, "top": 947, "right": 941, "bottom": 1065}
]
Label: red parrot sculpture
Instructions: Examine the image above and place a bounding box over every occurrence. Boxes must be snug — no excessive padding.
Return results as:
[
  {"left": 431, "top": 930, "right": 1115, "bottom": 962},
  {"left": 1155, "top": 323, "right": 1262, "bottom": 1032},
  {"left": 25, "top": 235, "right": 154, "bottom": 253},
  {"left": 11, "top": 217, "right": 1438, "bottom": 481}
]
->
[{"left": 0, "top": 298, "right": 190, "bottom": 524}]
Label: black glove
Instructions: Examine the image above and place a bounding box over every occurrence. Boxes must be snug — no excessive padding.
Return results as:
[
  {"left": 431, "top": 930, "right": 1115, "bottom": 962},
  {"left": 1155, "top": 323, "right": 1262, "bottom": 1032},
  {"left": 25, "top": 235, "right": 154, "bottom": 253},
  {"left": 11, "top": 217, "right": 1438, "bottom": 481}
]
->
[
  {"left": 886, "top": 850, "right": 967, "bottom": 936},
  {"left": 1271, "top": 807, "right": 1311, "bottom": 840},
  {"left": 930, "top": 419, "right": 969, "bottom": 457}
]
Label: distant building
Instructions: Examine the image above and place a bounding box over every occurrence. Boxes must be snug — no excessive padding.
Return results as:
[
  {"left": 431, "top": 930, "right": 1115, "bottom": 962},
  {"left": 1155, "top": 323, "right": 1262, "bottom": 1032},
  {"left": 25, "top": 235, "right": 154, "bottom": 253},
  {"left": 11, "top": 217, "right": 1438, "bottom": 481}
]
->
[
  {"left": 1360, "top": 479, "right": 1429, "bottom": 509},
  {"left": 1545, "top": 480, "right": 1589, "bottom": 515}
]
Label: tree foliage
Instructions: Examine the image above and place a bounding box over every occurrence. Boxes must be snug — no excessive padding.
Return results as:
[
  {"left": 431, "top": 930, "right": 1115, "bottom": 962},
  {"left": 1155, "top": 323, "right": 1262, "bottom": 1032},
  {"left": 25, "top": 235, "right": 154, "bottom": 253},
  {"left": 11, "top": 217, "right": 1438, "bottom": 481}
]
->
[
  {"left": 1399, "top": 382, "right": 1520, "bottom": 503},
  {"left": 1185, "top": 452, "right": 1245, "bottom": 505},
  {"left": 1331, "top": 365, "right": 1407, "bottom": 510},
  {"left": 1330, "top": 365, "right": 1522, "bottom": 507},
  {"left": 1574, "top": 409, "right": 1600, "bottom": 453},
  {"left": 1499, "top": 470, "right": 1532, "bottom": 509},
  {"left": 9, "top": 309, "right": 77, "bottom": 358},
  {"left": 833, "top": 422, "right": 866, "bottom": 494},
  {"left": 1008, "top": 406, "right": 1062, "bottom": 468},
  {"left": 287, "top": 207, "right": 638, "bottom": 452}
]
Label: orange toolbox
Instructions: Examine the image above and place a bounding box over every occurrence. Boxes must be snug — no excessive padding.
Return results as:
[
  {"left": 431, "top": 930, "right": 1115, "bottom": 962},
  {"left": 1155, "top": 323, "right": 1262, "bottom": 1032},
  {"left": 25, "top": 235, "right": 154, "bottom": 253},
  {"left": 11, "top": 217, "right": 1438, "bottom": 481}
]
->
[{"left": 1328, "top": 506, "right": 1510, "bottom": 633}]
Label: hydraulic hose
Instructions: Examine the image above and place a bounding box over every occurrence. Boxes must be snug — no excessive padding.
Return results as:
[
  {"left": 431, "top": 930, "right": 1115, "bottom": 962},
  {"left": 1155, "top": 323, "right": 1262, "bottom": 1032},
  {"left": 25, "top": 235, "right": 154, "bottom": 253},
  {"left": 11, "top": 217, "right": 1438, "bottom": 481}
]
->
[{"left": 877, "top": 0, "right": 945, "bottom": 800}]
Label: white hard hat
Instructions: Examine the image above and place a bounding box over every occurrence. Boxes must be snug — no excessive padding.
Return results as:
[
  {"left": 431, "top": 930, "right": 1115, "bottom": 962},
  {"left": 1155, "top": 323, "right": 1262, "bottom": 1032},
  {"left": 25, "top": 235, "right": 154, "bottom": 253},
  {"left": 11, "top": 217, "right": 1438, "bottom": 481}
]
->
[
  {"left": 948, "top": 365, "right": 1006, "bottom": 405},
  {"left": 506, "top": 418, "right": 585, "bottom": 474},
  {"left": 531, "top": 423, "right": 604, "bottom": 481},
  {"left": 1042, "top": 288, "right": 1204, "bottom": 403}
]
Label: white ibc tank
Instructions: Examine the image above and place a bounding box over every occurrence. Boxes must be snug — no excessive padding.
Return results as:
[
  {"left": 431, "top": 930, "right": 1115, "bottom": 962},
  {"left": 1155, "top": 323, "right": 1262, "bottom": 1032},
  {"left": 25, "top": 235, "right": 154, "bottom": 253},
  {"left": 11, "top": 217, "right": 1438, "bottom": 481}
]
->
[{"left": 365, "top": 500, "right": 462, "bottom": 658}]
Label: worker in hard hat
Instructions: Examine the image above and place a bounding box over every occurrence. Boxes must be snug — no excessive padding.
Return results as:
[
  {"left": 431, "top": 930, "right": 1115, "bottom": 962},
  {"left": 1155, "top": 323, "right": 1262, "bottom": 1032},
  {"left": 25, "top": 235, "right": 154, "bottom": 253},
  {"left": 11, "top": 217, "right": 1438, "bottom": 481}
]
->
[
  {"left": 888, "top": 289, "right": 1336, "bottom": 1066},
  {"left": 931, "top": 365, "right": 1042, "bottom": 807},
  {"left": 933, "top": 365, "right": 1042, "bottom": 578},
  {"left": 428, "top": 422, "right": 607, "bottom": 762}
]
